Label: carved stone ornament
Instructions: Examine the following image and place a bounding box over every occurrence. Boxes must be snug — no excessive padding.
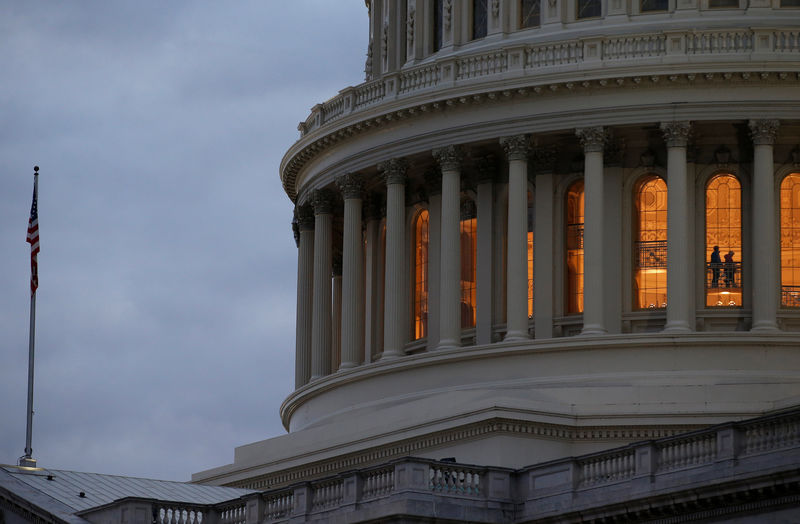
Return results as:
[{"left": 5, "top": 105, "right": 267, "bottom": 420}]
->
[
  {"left": 660, "top": 121, "right": 692, "bottom": 148},
  {"left": 714, "top": 145, "right": 732, "bottom": 166},
  {"left": 364, "top": 39, "right": 373, "bottom": 81},
  {"left": 432, "top": 145, "right": 464, "bottom": 172},
  {"left": 640, "top": 149, "right": 656, "bottom": 167},
  {"left": 532, "top": 145, "right": 558, "bottom": 174},
  {"left": 499, "top": 135, "right": 531, "bottom": 162},
  {"left": 335, "top": 172, "right": 364, "bottom": 200},
  {"left": 291, "top": 214, "right": 300, "bottom": 247},
  {"left": 423, "top": 166, "right": 443, "bottom": 194},
  {"left": 460, "top": 198, "right": 477, "bottom": 221},
  {"left": 311, "top": 188, "right": 335, "bottom": 215},
  {"left": 444, "top": 0, "right": 453, "bottom": 30},
  {"left": 475, "top": 154, "right": 498, "bottom": 183},
  {"left": 406, "top": 6, "right": 415, "bottom": 47},
  {"left": 491, "top": 0, "right": 500, "bottom": 18},
  {"left": 378, "top": 158, "right": 409, "bottom": 185},
  {"left": 749, "top": 119, "right": 780, "bottom": 146},
  {"left": 381, "top": 21, "right": 389, "bottom": 63},
  {"left": 296, "top": 202, "right": 316, "bottom": 231},
  {"left": 576, "top": 127, "right": 606, "bottom": 153},
  {"left": 604, "top": 137, "right": 625, "bottom": 167}
]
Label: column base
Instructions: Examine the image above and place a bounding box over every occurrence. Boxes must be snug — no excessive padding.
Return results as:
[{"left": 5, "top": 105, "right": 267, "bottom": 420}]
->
[
  {"left": 504, "top": 330, "right": 529, "bottom": 342},
  {"left": 435, "top": 339, "right": 460, "bottom": 351},
  {"left": 663, "top": 321, "right": 692, "bottom": 333},
  {"left": 338, "top": 362, "right": 359, "bottom": 371},
  {"left": 750, "top": 321, "right": 780, "bottom": 333},
  {"left": 580, "top": 325, "right": 607, "bottom": 336},
  {"left": 379, "top": 350, "right": 405, "bottom": 361}
]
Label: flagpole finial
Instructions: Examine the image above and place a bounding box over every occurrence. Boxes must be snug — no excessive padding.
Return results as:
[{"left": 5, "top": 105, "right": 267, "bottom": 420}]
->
[{"left": 34, "top": 166, "right": 39, "bottom": 173}]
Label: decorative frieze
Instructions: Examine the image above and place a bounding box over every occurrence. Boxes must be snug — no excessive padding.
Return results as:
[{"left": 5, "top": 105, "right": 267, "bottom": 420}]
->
[
  {"left": 378, "top": 158, "right": 409, "bottom": 185},
  {"left": 749, "top": 119, "right": 780, "bottom": 146},
  {"left": 432, "top": 145, "right": 464, "bottom": 172},
  {"left": 660, "top": 121, "right": 692, "bottom": 148},
  {"left": 576, "top": 127, "right": 606, "bottom": 153},
  {"left": 499, "top": 135, "right": 531, "bottom": 162},
  {"left": 335, "top": 173, "right": 364, "bottom": 200},
  {"left": 312, "top": 188, "right": 335, "bottom": 215}
]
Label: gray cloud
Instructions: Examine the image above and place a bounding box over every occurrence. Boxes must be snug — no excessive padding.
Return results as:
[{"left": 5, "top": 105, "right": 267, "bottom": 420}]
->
[{"left": 0, "top": 1, "right": 366, "bottom": 480}]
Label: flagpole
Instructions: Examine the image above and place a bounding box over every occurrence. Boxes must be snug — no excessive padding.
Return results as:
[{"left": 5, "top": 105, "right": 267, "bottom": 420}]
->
[{"left": 20, "top": 166, "right": 39, "bottom": 468}]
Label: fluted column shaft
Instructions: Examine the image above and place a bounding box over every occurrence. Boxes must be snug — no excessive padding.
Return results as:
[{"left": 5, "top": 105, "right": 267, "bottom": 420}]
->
[
  {"left": 294, "top": 205, "right": 315, "bottom": 388},
  {"left": 750, "top": 119, "right": 780, "bottom": 332},
  {"left": 381, "top": 159, "right": 408, "bottom": 359},
  {"left": 577, "top": 127, "right": 607, "bottom": 335},
  {"left": 337, "top": 174, "right": 365, "bottom": 369},
  {"left": 363, "top": 213, "right": 380, "bottom": 363},
  {"left": 475, "top": 157, "right": 496, "bottom": 346},
  {"left": 433, "top": 146, "right": 463, "bottom": 350},
  {"left": 662, "top": 122, "right": 694, "bottom": 333},
  {"left": 500, "top": 136, "right": 531, "bottom": 341},
  {"left": 310, "top": 189, "right": 334, "bottom": 379},
  {"left": 424, "top": 170, "right": 442, "bottom": 350},
  {"left": 331, "top": 266, "right": 342, "bottom": 371}
]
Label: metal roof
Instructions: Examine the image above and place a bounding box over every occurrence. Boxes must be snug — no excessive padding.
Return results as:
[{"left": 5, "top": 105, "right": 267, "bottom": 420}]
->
[{"left": 1, "top": 465, "right": 252, "bottom": 514}]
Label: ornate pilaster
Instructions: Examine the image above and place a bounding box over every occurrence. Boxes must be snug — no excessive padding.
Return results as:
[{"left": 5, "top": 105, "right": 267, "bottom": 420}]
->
[
  {"left": 661, "top": 121, "right": 693, "bottom": 333},
  {"left": 380, "top": 159, "right": 409, "bottom": 358},
  {"left": 433, "top": 145, "right": 464, "bottom": 350},
  {"left": 501, "top": 135, "right": 532, "bottom": 341},
  {"left": 363, "top": 191, "right": 382, "bottom": 363},
  {"left": 749, "top": 119, "right": 780, "bottom": 332},
  {"left": 423, "top": 166, "right": 442, "bottom": 350},
  {"left": 294, "top": 202, "right": 315, "bottom": 388},
  {"left": 336, "top": 173, "right": 366, "bottom": 369},
  {"left": 576, "top": 127, "right": 607, "bottom": 335},
  {"left": 310, "top": 189, "right": 335, "bottom": 380}
]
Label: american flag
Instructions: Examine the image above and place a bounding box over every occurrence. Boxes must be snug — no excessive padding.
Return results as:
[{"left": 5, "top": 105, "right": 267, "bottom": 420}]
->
[{"left": 27, "top": 176, "right": 39, "bottom": 295}]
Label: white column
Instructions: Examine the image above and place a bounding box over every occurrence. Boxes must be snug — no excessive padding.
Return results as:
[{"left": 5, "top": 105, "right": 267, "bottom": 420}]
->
[
  {"left": 534, "top": 161, "right": 555, "bottom": 339},
  {"left": 424, "top": 169, "right": 442, "bottom": 350},
  {"left": 749, "top": 119, "right": 781, "bottom": 332},
  {"left": 331, "top": 260, "right": 342, "bottom": 372},
  {"left": 661, "top": 121, "right": 694, "bottom": 333},
  {"left": 363, "top": 201, "right": 381, "bottom": 363},
  {"left": 576, "top": 127, "right": 607, "bottom": 335},
  {"left": 294, "top": 204, "right": 315, "bottom": 388},
  {"left": 380, "top": 158, "right": 408, "bottom": 359},
  {"left": 475, "top": 156, "right": 496, "bottom": 346},
  {"left": 310, "top": 189, "right": 334, "bottom": 380},
  {"left": 500, "top": 136, "right": 531, "bottom": 341},
  {"left": 336, "top": 173, "right": 366, "bottom": 368},
  {"left": 433, "top": 146, "right": 464, "bottom": 350}
]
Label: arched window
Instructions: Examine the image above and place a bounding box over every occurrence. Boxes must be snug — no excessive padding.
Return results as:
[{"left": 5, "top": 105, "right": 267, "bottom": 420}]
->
[
  {"left": 705, "top": 174, "right": 742, "bottom": 307},
  {"left": 633, "top": 175, "right": 668, "bottom": 309},
  {"left": 528, "top": 190, "right": 535, "bottom": 319},
  {"left": 781, "top": 173, "right": 800, "bottom": 307},
  {"left": 472, "top": 0, "right": 488, "bottom": 39},
  {"left": 566, "top": 181, "right": 585, "bottom": 314},
  {"left": 520, "top": 0, "right": 541, "bottom": 28},
  {"left": 577, "top": 0, "right": 601, "bottom": 18},
  {"left": 433, "top": 0, "right": 444, "bottom": 52},
  {"left": 413, "top": 210, "right": 430, "bottom": 339},
  {"left": 460, "top": 200, "right": 477, "bottom": 328}
]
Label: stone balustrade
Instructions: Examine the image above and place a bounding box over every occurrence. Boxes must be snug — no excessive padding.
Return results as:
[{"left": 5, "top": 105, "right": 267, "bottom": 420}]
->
[{"left": 295, "top": 27, "right": 800, "bottom": 139}]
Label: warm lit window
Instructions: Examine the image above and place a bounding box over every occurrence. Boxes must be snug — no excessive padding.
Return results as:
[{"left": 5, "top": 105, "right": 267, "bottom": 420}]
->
[
  {"left": 705, "top": 174, "right": 742, "bottom": 307},
  {"left": 433, "top": 0, "right": 444, "bottom": 51},
  {"left": 641, "top": 0, "right": 668, "bottom": 11},
  {"left": 633, "top": 176, "right": 667, "bottom": 309},
  {"left": 566, "top": 181, "right": 585, "bottom": 314},
  {"left": 781, "top": 173, "right": 800, "bottom": 307},
  {"left": 528, "top": 190, "right": 535, "bottom": 319},
  {"left": 577, "top": 0, "right": 602, "bottom": 18},
  {"left": 460, "top": 203, "right": 477, "bottom": 328},
  {"left": 520, "top": 0, "right": 541, "bottom": 27},
  {"left": 473, "top": 0, "right": 488, "bottom": 39},
  {"left": 413, "top": 210, "right": 430, "bottom": 339}
]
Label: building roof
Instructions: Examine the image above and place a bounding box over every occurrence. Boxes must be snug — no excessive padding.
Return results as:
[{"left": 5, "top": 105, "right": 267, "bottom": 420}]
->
[{"left": 0, "top": 465, "right": 251, "bottom": 522}]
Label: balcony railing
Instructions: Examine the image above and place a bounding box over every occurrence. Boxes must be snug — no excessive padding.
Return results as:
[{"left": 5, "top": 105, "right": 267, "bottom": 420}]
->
[
  {"left": 782, "top": 285, "right": 800, "bottom": 308},
  {"left": 705, "top": 261, "right": 742, "bottom": 290},
  {"left": 634, "top": 240, "right": 667, "bottom": 269}
]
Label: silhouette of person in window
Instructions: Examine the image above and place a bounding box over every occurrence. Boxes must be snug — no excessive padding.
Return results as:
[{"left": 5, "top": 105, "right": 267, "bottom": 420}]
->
[
  {"left": 724, "top": 250, "right": 735, "bottom": 287},
  {"left": 710, "top": 246, "right": 722, "bottom": 287}
]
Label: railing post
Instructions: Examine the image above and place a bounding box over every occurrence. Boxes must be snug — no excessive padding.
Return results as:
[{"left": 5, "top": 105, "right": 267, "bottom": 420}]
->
[
  {"left": 383, "top": 72, "right": 400, "bottom": 99},
  {"left": 484, "top": 469, "right": 511, "bottom": 501},
  {"left": 292, "top": 483, "right": 313, "bottom": 519},
  {"left": 341, "top": 473, "right": 363, "bottom": 506},
  {"left": 245, "top": 494, "right": 264, "bottom": 524},
  {"left": 394, "top": 459, "right": 430, "bottom": 492},
  {"left": 339, "top": 86, "right": 355, "bottom": 117},
  {"left": 716, "top": 424, "right": 742, "bottom": 462},
  {"left": 631, "top": 442, "right": 658, "bottom": 494}
]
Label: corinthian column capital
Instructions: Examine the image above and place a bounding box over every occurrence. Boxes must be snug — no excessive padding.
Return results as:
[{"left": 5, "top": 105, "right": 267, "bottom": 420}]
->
[
  {"left": 311, "top": 188, "right": 335, "bottom": 215},
  {"left": 335, "top": 172, "right": 364, "bottom": 200},
  {"left": 378, "top": 158, "right": 409, "bottom": 185},
  {"left": 432, "top": 145, "right": 464, "bottom": 172},
  {"left": 660, "top": 121, "right": 692, "bottom": 148},
  {"left": 295, "top": 202, "right": 316, "bottom": 231},
  {"left": 749, "top": 119, "right": 780, "bottom": 146},
  {"left": 499, "top": 135, "right": 531, "bottom": 162},
  {"left": 576, "top": 127, "right": 606, "bottom": 153}
]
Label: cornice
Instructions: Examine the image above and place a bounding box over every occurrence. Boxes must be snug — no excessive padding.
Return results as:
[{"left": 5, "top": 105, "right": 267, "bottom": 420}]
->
[{"left": 281, "top": 64, "right": 800, "bottom": 201}]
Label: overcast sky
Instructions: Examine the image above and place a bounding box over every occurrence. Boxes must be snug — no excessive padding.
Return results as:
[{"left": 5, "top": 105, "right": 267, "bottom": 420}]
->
[{"left": 1, "top": 2, "right": 367, "bottom": 481}]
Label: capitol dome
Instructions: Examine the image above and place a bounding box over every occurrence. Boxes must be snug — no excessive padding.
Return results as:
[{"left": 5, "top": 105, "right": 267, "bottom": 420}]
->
[{"left": 195, "top": 0, "right": 800, "bottom": 492}]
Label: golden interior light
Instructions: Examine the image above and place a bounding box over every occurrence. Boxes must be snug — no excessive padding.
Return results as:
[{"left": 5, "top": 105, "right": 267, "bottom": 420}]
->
[
  {"left": 566, "top": 180, "right": 585, "bottom": 314},
  {"left": 413, "top": 210, "right": 429, "bottom": 340},
  {"left": 460, "top": 215, "right": 477, "bottom": 328},
  {"left": 633, "top": 175, "right": 667, "bottom": 310},
  {"left": 705, "top": 173, "right": 742, "bottom": 308},
  {"left": 780, "top": 173, "right": 800, "bottom": 307}
]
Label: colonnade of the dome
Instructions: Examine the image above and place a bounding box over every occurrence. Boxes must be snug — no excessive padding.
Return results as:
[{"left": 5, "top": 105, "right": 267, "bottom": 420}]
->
[{"left": 290, "top": 118, "right": 798, "bottom": 389}]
